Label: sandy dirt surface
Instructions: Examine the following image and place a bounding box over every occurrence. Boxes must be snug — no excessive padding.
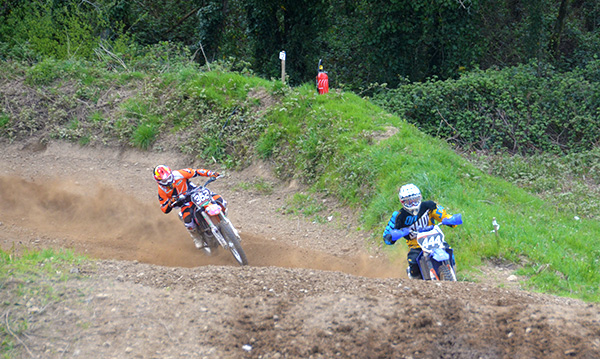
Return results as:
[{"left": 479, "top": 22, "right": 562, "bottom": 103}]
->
[{"left": 1, "top": 139, "right": 599, "bottom": 359}]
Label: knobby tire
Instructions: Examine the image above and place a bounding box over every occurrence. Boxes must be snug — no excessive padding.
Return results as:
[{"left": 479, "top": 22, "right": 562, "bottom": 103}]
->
[
  {"left": 439, "top": 262, "right": 457, "bottom": 281},
  {"left": 219, "top": 221, "right": 248, "bottom": 266}
]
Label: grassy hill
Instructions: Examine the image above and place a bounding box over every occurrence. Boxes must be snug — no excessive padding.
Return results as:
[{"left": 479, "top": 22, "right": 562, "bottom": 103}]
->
[{"left": 1, "top": 58, "right": 598, "bottom": 302}]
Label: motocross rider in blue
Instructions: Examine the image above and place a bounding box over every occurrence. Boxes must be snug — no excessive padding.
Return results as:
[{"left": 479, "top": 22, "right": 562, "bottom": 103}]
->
[{"left": 382, "top": 183, "right": 456, "bottom": 279}]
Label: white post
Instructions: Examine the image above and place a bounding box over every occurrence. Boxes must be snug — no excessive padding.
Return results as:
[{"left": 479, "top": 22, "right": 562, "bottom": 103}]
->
[{"left": 279, "top": 51, "right": 286, "bottom": 83}]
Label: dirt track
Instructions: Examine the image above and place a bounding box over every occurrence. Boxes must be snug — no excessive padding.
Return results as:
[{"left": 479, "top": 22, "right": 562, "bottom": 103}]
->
[{"left": 1, "top": 140, "right": 599, "bottom": 359}]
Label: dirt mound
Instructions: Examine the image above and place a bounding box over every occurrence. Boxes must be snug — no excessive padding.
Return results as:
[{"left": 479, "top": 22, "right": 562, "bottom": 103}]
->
[{"left": 1, "top": 140, "right": 599, "bottom": 359}]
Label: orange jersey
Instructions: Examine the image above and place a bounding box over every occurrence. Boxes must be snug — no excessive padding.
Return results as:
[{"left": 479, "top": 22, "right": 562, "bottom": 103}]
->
[{"left": 157, "top": 168, "right": 213, "bottom": 213}]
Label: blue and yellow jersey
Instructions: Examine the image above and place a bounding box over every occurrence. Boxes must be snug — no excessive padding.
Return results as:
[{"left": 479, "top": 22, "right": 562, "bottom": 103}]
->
[{"left": 383, "top": 200, "right": 453, "bottom": 249}]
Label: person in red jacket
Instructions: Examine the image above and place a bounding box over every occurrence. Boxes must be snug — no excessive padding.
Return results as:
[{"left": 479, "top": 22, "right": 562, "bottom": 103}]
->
[{"left": 153, "top": 164, "right": 223, "bottom": 251}]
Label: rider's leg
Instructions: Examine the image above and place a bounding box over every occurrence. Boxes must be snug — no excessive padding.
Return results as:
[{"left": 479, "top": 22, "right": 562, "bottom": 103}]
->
[
  {"left": 212, "top": 194, "right": 227, "bottom": 214},
  {"left": 407, "top": 248, "right": 423, "bottom": 279},
  {"left": 181, "top": 205, "right": 206, "bottom": 250}
]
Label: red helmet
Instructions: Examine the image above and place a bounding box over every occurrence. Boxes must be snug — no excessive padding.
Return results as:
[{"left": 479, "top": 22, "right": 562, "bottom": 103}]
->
[{"left": 154, "top": 165, "right": 173, "bottom": 186}]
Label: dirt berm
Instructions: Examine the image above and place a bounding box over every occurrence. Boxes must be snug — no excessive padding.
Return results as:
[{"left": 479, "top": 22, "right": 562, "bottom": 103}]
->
[{"left": 1, "top": 140, "right": 598, "bottom": 359}]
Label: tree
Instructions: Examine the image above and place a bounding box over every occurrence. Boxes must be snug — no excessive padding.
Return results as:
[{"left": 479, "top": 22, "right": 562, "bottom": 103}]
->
[{"left": 244, "top": 0, "right": 328, "bottom": 85}]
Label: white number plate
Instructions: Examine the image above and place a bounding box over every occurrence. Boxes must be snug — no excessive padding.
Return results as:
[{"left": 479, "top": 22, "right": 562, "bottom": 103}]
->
[{"left": 191, "top": 188, "right": 212, "bottom": 205}]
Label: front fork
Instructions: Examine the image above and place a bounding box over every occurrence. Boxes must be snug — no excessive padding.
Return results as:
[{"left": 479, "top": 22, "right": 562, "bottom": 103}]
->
[
  {"left": 200, "top": 211, "right": 228, "bottom": 248},
  {"left": 423, "top": 258, "right": 440, "bottom": 281},
  {"left": 417, "top": 252, "right": 441, "bottom": 280}
]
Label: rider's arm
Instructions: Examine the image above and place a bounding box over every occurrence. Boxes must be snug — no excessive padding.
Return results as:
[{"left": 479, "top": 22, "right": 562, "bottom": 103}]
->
[
  {"left": 382, "top": 211, "right": 399, "bottom": 245},
  {"left": 195, "top": 168, "right": 212, "bottom": 177},
  {"left": 158, "top": 186, "right": 175, "bottom": 214},
  {"left": 158, "top": 193, "right": 173, "bottom": 214},
  {"left": 179, "top": 168, "right": 218, "bottom": 178},
  {"left": 430, "top": 203, "right": 455, "bottom": 226}
]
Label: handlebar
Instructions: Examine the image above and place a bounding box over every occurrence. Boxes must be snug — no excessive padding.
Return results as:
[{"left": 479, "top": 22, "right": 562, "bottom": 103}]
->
[
  {"left": 417, "top": 225, "right": 435, "bottom": 233},
  {"left": 202, "top": 175, "right": 221, "bottom": 187},
  {"left": 388, "top": 214, "right": 462, "bottom": 241},
  {"left": 172, "top": 175, "right": 222, "bottom": 207}
]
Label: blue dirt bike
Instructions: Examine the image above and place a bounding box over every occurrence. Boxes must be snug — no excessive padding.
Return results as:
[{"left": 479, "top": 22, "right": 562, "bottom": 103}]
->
[{"left": 389, "top": 214, "right": 463, "bottom": 281}]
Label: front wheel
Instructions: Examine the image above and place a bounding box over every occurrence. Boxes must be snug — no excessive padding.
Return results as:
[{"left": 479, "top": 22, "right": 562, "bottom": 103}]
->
[
  {"left": 219, "top": 220, "right": 248, "bottom": 266},
  {"left": 438, "top": 261, "right": 457, "bottom": 281}
]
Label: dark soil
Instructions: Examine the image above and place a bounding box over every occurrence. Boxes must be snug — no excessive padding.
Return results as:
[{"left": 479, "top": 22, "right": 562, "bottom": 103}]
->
[{"left": 1, "top": 140, "right": 599, "bottom": 359}]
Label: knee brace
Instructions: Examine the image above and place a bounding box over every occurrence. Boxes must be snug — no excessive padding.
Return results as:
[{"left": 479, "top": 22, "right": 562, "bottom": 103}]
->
[{"left": 184, "top": 220, "right": 196, "bottom": 231}]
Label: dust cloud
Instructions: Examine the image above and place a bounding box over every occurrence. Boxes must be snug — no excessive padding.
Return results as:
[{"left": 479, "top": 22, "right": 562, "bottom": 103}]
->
[{"left": 0, "top": 176, "right": 402, "bottom": 279}]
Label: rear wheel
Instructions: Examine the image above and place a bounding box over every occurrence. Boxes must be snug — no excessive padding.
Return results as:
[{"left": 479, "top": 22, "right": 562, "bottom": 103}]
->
[{"left": 219, "top": 220, "right": 248, "bottom": 266}]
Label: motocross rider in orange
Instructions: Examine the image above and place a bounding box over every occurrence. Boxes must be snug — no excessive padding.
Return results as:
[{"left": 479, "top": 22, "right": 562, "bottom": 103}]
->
[
  {"left": 153, "top": 165, "right": 223, "bottom": 251},
  {"left": 382, "top": 183, "right": 456, "bottom": 279}
]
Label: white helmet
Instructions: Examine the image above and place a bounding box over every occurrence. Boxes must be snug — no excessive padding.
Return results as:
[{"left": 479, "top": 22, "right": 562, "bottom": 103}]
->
[{"left": 399, "top": 183, "right": 422, "bottom": 215}]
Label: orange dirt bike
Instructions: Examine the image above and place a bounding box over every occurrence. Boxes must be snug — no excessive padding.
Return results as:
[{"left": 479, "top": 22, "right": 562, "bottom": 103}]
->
[{"left": 176, "top": 176, "right": 248, "bottom": 266}]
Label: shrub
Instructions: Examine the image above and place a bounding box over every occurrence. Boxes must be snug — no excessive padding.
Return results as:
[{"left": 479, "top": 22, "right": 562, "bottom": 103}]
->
[{"left": 373, "top": 61, "right": 600, "bottom": 155}]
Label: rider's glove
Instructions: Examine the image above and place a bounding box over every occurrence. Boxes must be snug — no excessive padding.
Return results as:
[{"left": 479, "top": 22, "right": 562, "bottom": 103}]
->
[
  {"left": 177, "top": 194, "right": 188, "bottom": 204},
  {"left": 171, "top": 195, "right": 186, "bottom": 207},
  {"left": 209, "top": 171, "right": 220, "bottom": 178},
  {"left": 383, "top": 233, "right": 396, "bottom": 245}
]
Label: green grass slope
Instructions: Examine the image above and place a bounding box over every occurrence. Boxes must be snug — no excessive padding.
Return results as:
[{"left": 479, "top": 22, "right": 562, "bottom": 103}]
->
[{"left": 257, "top": 84, "right": 599, "bottom": 302}]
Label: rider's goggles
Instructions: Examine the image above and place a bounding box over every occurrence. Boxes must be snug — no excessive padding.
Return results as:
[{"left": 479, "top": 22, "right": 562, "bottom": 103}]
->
[
  {"left": 402, "top": 195, "right": 421, "bottom": 207},
  {"left": 159, "top": 177, "right": 173, "bottom": 187}
]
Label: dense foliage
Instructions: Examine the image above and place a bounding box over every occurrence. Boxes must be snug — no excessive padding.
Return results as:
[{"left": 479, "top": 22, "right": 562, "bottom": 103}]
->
[
  {"left": 372, "top": 60, "right": 600, "bottom": 155},
  {"left": 1, "top": 0, "right": 599, "bottom": 89}
]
